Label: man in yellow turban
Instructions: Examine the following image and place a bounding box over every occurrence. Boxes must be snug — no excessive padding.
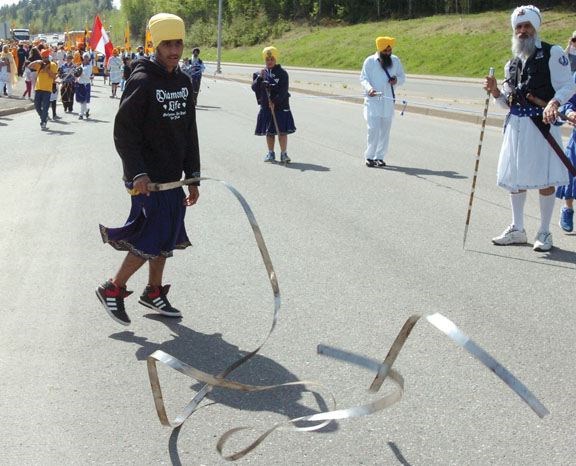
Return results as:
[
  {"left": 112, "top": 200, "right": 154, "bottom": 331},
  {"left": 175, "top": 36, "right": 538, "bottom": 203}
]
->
[
  {"left": 360, "top": 35, "right": 406, "bottom": 168},
  {"left": 251, "top": 45, "right": 297, "bottom": 163},
  {"left": 97, "top": 13, "right": 201, "bottom": 326}
]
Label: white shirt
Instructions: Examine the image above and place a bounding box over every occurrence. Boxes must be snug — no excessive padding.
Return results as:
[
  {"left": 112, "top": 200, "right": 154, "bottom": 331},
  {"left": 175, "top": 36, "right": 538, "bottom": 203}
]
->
[
  {"left": 55, "top": 49, "right": 66, "bottom": 67},
  {"left": 360, "top": 52, "right": 406, "bottom": 118},
  {"left": 107, "top": 56, "right": 123, "bottom": 83},
  {"left": 77, "top": 64, "right": 93, "bottom": 85}
]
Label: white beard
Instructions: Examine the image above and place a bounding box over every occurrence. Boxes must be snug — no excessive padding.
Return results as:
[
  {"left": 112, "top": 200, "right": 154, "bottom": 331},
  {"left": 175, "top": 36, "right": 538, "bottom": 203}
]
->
[{"left": 512, "top": 34, "right": 537, "bottom": 59}]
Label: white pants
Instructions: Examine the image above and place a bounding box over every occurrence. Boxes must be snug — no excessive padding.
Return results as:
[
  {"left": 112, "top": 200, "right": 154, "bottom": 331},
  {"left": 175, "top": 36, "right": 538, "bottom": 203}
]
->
[
  {"left": 364, "top": 115, "right": 393, "bottom": 160},
  {"left": 80, "top": 102, "right": 90, "bottom": 116},
  {"left": 0, "top": 73, "right": 12, "bottom": 96}
]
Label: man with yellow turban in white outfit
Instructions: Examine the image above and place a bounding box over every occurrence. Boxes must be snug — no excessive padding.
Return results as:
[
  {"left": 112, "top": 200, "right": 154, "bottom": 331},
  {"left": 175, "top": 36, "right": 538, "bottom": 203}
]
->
[
  {"left": 360, "top": 36, "right": 406, "bottom": 168},
  {"left": 97, "top": 13, "right": 201, "bottom": 326},
  {"left": 484, "top": 5, "right": 575, "bottom": 252}
]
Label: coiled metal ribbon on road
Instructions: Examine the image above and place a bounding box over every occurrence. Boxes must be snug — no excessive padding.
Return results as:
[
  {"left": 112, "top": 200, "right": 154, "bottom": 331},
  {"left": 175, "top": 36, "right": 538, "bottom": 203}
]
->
[
  {"left": 320, "top": 313, "right": 549, "bottom": 419},
  {"left": 146, "top": 176, "right": 282, "bottom": 428},
  {"left": 145, "top": 178, "right": 549, "bottom": 461}
]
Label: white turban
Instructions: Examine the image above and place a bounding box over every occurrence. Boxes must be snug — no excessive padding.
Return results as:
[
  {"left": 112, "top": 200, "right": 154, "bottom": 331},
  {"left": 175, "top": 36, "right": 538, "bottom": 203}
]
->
[{"left": 511, "top": 5, "right": 541, "bottom": 31}]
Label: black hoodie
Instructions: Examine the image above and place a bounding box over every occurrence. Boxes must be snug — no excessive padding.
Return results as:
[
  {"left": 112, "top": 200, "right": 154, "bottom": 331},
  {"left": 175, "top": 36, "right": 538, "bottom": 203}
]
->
[
  {"left": 251, "top": 64, "right": 291, "bottom": 110},
  {"left": 114, "top": 58, "right": 200, "bottom": 184}
]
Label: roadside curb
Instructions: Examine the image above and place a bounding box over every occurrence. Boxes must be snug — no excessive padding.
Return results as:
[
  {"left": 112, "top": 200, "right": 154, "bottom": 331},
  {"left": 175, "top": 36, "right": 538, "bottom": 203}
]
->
[
  {"left": 212, "top": 74, "right": 576, "bottom": 137},
  {"left": 0, "top": 103, "right": 35, "bottom": 117},
  {"left": 212, "top": 74, "right": 507, "bottom": 128},
  {"left": 208, "top": 61, "right": 481, "bottom": 84}
]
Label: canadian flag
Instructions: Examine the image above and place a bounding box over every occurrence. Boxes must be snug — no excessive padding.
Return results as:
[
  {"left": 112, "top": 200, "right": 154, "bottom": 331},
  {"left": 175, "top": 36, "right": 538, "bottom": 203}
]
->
[{"left": 89, "top": 15, "right": 114, "bottom": 58}]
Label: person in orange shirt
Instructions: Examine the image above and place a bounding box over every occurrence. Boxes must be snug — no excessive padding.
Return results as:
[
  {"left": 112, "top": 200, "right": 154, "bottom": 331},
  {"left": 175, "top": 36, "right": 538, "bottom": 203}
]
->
[
  {"left": 28, "top": 49, "right": 58, "bottom": 130},
  {"left": 73, "top": 43, "right": 83, "bottom": 66}
]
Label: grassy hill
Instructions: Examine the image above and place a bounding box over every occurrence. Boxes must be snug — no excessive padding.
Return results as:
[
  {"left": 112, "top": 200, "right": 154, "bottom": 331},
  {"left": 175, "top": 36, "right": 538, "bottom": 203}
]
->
[{"left": 199, "top": 9, "right": 576, "bottom": 79}]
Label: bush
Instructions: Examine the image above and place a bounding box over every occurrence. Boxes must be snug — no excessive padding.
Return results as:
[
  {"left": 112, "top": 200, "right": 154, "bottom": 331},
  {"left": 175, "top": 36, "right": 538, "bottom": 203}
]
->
[{"left": 187, "top": 13, "right": 292, "bottom": 49}]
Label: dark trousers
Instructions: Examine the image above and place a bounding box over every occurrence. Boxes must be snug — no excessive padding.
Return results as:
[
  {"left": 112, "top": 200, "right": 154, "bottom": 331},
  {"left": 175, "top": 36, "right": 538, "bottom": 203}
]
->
[
  {"left": 192, "top": 77, "right": 201, "bottom": 105},
  {"left": 34, "top": 90, "right": 51, "bottom": 125}
]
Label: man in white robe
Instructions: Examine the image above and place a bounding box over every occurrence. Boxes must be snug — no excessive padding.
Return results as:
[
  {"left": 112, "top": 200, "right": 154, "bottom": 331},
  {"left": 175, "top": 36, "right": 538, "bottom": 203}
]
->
[
  {"left": 360, "top": 36, "right": 406, "bottom": 168},
  {"left": 484, "top": 5, "right": 575, "bottom": 252}
]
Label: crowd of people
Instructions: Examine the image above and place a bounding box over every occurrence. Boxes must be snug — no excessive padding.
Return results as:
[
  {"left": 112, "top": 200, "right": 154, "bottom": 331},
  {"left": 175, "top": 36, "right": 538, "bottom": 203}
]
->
[{"left": 0, "top": 36, "right": 206, "bottom": 127}]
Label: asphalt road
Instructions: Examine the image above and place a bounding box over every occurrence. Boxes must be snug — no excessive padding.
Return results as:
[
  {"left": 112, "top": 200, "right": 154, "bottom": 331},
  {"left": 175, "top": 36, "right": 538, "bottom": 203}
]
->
[{"left": 0, "top": 76, "right": 575, "bottom": 465}]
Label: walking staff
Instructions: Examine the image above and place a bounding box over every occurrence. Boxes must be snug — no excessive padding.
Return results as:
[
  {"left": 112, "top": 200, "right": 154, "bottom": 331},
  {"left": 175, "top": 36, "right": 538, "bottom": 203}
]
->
[{"left": 463, "top": 67, "right": 494, "bottom": 249}]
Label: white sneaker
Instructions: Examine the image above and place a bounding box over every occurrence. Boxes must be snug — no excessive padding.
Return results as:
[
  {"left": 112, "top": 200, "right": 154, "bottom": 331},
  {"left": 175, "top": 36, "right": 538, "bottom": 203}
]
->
[
  {"left": 492, "top": 225, "right": 527, "bottom": 245},
  {"left": 533, "top": 231, "right": 553, "bottom": 252}
]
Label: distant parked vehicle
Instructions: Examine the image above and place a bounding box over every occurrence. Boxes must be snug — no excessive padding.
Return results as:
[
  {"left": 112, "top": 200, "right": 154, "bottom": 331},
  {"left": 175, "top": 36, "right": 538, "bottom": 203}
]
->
[
  {"left": 93, "top": 52, "right": 106, "bottom": 76},
  {"left": 11, "top": 28, "right": 30, "bottom": 41}
]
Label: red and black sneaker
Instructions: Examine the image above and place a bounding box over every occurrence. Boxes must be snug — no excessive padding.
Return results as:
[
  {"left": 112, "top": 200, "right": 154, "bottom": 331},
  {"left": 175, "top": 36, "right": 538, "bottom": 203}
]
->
[
  {"left": 138, "top": 285, "right": 181, "bottom": 317},
  {"left": 96, "top": 280, "right": 133, "bottom": 326}
]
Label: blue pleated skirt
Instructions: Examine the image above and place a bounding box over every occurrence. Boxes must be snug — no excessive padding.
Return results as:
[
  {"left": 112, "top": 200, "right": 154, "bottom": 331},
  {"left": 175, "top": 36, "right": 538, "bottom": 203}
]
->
[
  {"left": 556, "top": 131, "right": 576, "bottom": 199},
  {"left": 100, "top": 188, "right": 191, "bottom": 259},
  {"left": 255, "top": 106, "right": 296, "bottom": 136},
  {"left": 75, "top": 83, "right": 91, "bottom": 103}
]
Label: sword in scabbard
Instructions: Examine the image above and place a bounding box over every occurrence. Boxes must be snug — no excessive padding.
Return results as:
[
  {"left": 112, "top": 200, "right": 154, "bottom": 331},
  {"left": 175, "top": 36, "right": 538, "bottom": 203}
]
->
[
  {"left": 264, "top": 85, "right": 281, "bottom": 136},
  {"left": 524, "top": 94, "right": 576, "bottom": 177}
]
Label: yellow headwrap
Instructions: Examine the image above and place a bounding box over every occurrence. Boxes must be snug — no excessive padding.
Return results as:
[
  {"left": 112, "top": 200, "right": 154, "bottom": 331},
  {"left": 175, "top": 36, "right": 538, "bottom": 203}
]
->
[
  {"left": 262, "top": 46, "right": 279, "bottom": 60},
  {"left": 148, "top": 13, "right": 185, "bottom": 45},
  {"left": 375, "top": 36, "right": 396, "bottom": 52}
]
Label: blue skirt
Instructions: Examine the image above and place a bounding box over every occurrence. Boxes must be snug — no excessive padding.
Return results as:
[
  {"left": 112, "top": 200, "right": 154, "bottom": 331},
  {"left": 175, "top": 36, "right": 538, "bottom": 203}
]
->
[
  {"left": 255, "top": 106, "right": 296, "bottom": 136},
  {"left": 556, "top": 131, "right": 576, "bottom": 199},
  {"left": 100, "top": 188, "right": 191, "bottom": 259},
  {"left": 75, "top": 83, "right": 91, "bottom": 103}
]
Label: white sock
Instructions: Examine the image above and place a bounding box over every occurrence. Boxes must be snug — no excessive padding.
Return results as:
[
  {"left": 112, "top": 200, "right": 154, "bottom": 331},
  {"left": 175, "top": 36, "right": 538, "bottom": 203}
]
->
[
  {"left": 510, "top": 191, "right": 526, "bottom": 231},
  {"left": 539, "top": 193, "right": 555, "bottom": 233}
]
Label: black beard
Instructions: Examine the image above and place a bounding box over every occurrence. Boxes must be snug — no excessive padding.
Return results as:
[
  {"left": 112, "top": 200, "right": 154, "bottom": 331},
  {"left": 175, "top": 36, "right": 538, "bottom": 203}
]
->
[{"left": 379, "top": 53, "right": 392, "bottom": 69}]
